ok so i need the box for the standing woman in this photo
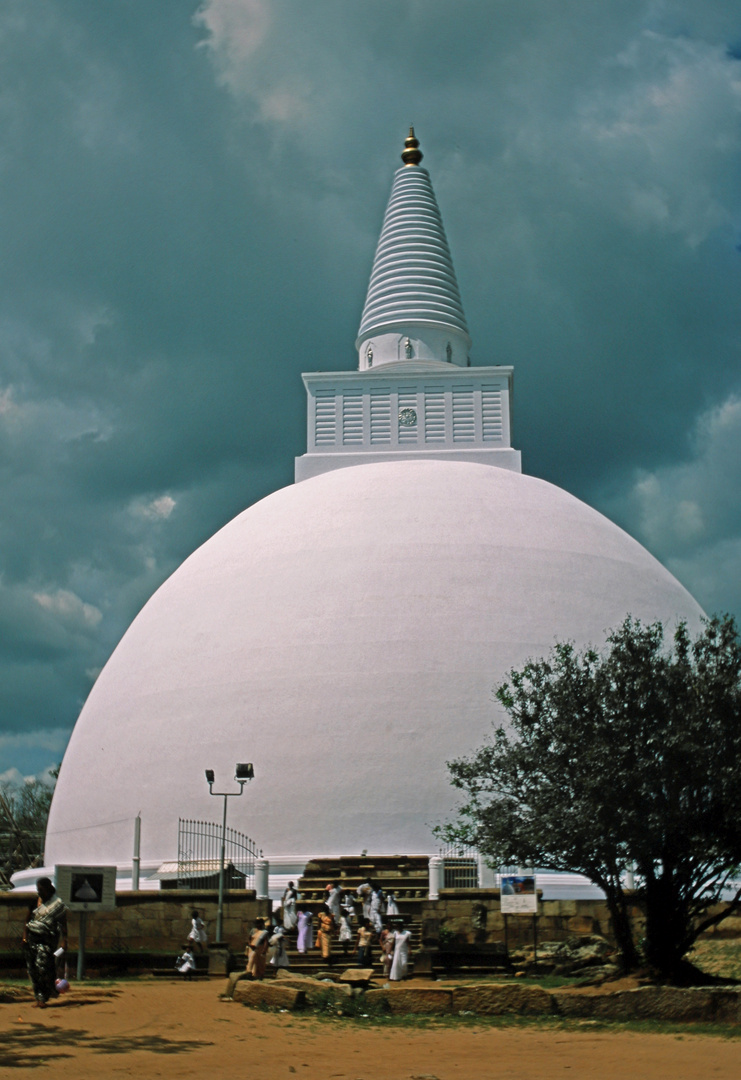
[246,918,270,980]
[369,885,385,934]
[22,877,68,1007]
[356,878,373,921]
[338,909,353,956]
[282,881,298,932]
[296,908,313,953]
[379,925,394,979]
[340,890,356,924]
[389,923,412,981]
[325,882,342,926]
[316,908,334,966]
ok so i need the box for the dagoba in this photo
[42,130,703,889]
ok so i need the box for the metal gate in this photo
[439,842,479,889]
[176,818,260,889]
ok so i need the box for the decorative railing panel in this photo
[176,819,260,890]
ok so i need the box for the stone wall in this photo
[423,890,643,949]
[0,889,270,956]
[423,891,741,949]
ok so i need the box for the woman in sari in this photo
[282,882,298,931]
[296,909,313,952]
[316,909,334,965]
[246,918,270,980]
[22,877,68,1007]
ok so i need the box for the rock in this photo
[275,969,321,983]
[267,977,351,1005]
[452,983,553,1016]
[551,985,741,1023]
[338,968,375,986]
[232,982,306,1010]
[512,936,615,977]
[570,963,620,983]
[365,987,453,1015]
[208,944,233,976]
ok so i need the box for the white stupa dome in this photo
[38,131,705,892]
[45,459,703,870]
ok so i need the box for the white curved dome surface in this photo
[46,460,703,868]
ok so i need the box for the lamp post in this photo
[205,763,254,942]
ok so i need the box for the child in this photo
[187,909,207,953]
[356,918,373,967]
[176,944,196,980]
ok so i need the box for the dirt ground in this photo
[0,978,738,1080]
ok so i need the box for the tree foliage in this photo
[443,616,741,980]
[0,770,57,888]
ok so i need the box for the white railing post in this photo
[428,855,444,900]
[478,853,497,888]
[255,858,270,900]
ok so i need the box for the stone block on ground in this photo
[365,987,454,1015]
[272,978,351,1005]
[710,987,741,1023]
[551,985,741,1023]
[275,969,322,983]
[232,981,306,1010]
[208,945,233,975]
[338,967,375,985]
[452,983,553,1016]
[411,950,435,977]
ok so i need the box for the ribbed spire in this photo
[356,131,470,369]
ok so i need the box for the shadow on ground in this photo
[0,1018,214,1069]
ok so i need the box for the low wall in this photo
[364,983,741,1023]
[0,889,270,957]
[422,891,740,949]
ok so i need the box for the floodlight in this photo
[235,762,254,780]
[205,769,215,784]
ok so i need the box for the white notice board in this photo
[500,873,538,914]
[55,865,117,911]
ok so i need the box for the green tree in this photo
[0,769,58,887]
[442,616,741,981]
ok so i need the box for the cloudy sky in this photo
[0,0,739,779]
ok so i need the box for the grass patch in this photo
[689,939,741,983]
[292,1007,741,1038]
[439,973,583,989]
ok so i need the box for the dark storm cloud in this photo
[0,0,739,774]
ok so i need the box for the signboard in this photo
[500,872,537,914]
[55,865,117,912]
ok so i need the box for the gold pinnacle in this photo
[401,126,423,166]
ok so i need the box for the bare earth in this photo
[0,979,737,1079]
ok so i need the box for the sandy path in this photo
[0,980,737,1079]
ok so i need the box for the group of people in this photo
[21,874,411,1004]
[277,878,411,979]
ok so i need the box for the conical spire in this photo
[356,129,470,369]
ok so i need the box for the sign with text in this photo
[55,865,117,911]
[500,873,537,914]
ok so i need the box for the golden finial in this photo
[401,126,423,166]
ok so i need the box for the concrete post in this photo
[478,853,497,888]
[132,814,141,892]
[255,858,269,900]
[428,855,444,900]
